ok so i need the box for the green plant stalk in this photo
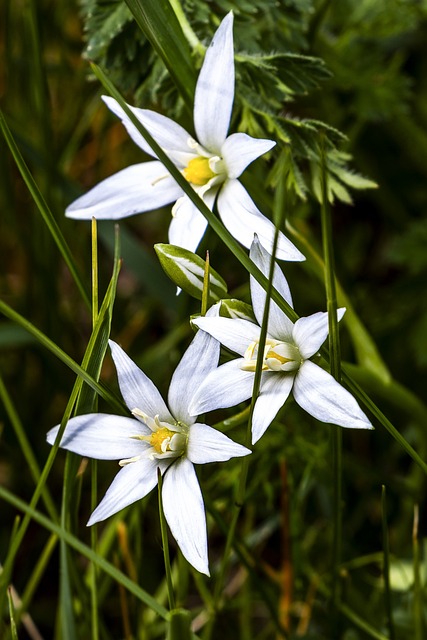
[201,251,210,316]
[123,0,196,109]
[319,139,342,623]
[158,469,176,611]
[0,111,90,309]
[381,486,395,640]
[90,63,427,478]
[0,371,57,521]
[0,485,169,619]
[60,454,78,640]
[90,217,99,640]
[25,0,52,188]
[413,505,424,640]
[7,589,18,640]
[205,184,284,640]
[169,0,201,49]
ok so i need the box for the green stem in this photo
[204,181,285,640]
[381,486,395,640]
[0,111,90,309]
[158,469,176,610]
[90,218,99,640]
[319,138,342,626]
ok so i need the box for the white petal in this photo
[109,341,174,422]
[217,180,305,261]
[47,414,149,459]
[162,457,209,575]
[192,316,260,356]
[66,162,182,220]
[187,422,251,464]
[249,235,294,340]
[168,304,220,424]
[293,360,373,429]
[251,373,295,444]
[102,96,195,166]
[194,12,234,153]
[189,359,254,416]
[221,133,275,179]
[292,309,346,359]
[168,188,217,253]
[87,457,170,525]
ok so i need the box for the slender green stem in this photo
[413,505,424,640]
[204,181,285,640]
[169,0,201,50]
[90,217,99,640]
[381,486,395,640]
[158,469,176,610]
[319,138,342,626]
[0,111,90,309]
[7,589,18,640]
[201,251,210,317]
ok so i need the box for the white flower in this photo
[46,312,250,576]
[189,236,373,444]
[65,13,304,262]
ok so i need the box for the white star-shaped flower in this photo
[66,13,304,261]
[47,312,250,575]
[190,236,373,444]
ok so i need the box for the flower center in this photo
[119,409,188,464]
[183,156,216,186]
[147,426,183,455]
[241,339,301,373]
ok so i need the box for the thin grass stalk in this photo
[24,0,52,188]
[204,181,286,640]
[0,111,90,309]
[157,469,176,611]
[7,589,18,640]
[381,486,395,640]
[201,251,210,317]
[91,217,99,640]
[413,505,424,640]
[319,139,343,626]
[60,454,78,640]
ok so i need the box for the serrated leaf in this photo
[154,243,228,301]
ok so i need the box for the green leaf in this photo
[123,0,196,109]
[155,243,228,301]
[219,299,256,323]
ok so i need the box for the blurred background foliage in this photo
[1,0,427,637]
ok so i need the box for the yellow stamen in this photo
[148,427,176,454]
[183,157,215,186]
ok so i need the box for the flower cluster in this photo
[48,13,373,576]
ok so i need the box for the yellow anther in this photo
[149,427,176,454]
[183,157,216,186]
